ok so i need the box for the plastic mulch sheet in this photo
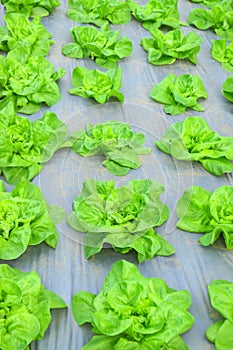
[0,1,233,349]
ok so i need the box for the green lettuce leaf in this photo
[0,178,65,259]
[113,228,175,263]
[62,24,133,69]
[176,185,233,249]
[67,0,131,27]
[213,320,233,350]
[0,13,54,56]
[69,66,124,103]
[71,260,194,349]
[222,75,233,103]
[141,28,202,65]
[0,264,67,350]
[70,120,151,175]
[150,73,207,115]
[67,179,172,261]
[176,186,212,233]
[155,116,233,176]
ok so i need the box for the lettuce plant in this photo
[70,120,151,175]
[176,185,233,249]
[150,74,207,115]
[127,0,180,31]
[222,75,233,102]
[0,263,67,350]
[0,179,65,260]
[156,116,233,176]
[206,280,233,350]
[188,0,233,41]
[62,23,133,69]
[0,0,60,17]
[67,179,174,262]
[69,66,124,104]
[71,259,194,350]
[211,40,233,72]
[0,13,54,56]
[141,28,202,65]
[0,47,65,114]
[0,102,68,184]
[67,0,131,27]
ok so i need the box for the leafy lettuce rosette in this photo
[0,178,65,260]
[0,263,67,350]
[69,66,124,104]
[150,74,207,115]
[155,116,233,176]
[0,103,68,185]
[71,259,194,349]
[206,279,233,349]
[67,179,174,262]
[141,28,202,65]
[0,0,60,17]
[0,47,65,114]
[0,13,54,56]
[176,185,233,249]
[70,120,151,176]
[67,0,131,27]
[188,0,233,41]
[127,0,180,31]
[62,23,133,69]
